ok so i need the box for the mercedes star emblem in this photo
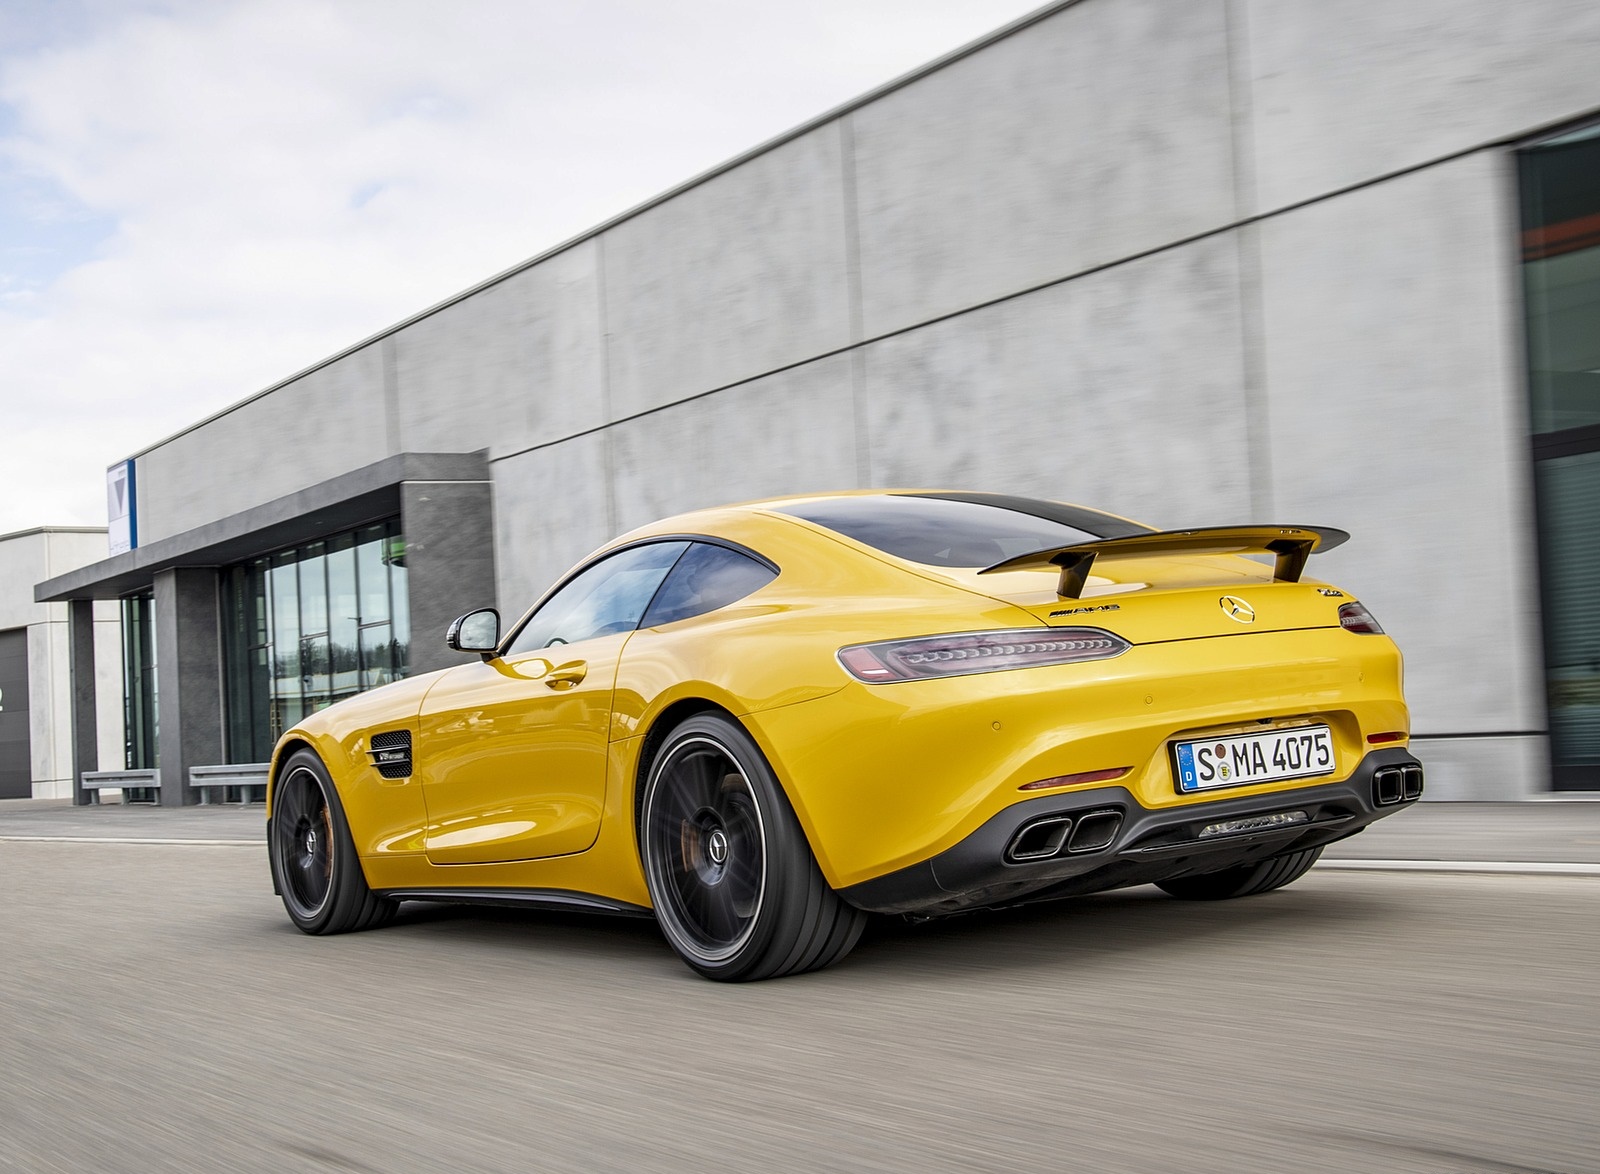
[1219,595,1256,624]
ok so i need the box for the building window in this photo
[1519,123,1600,790]
[221,520,408,763]
[121,592,157,770]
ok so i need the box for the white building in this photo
[0,529,122,799]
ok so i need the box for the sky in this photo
[0,0,1040,537]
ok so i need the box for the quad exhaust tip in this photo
[1006,810,1124,863]
[1068,810,1122,853]
[1373,764,1424,806]
[1007,816,1073,861]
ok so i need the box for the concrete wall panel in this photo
[0,530,103,630]
[26,616,69,798]
[1259,151,1543,749]
[601,125,854,420]
[608,353,859,534]
[1245,0,1600,212]
[852,0,1237,337]
[0,532,48,631]
[1408,735,1547,802]
[491,434,613,618]
[860,233,1254,527]
[1,532,114,797]
[136,344,390,544]
[402,479,497,675]
[153,567,223,805]
[394,242,605,457]
[47,531,113,579]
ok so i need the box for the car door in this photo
[417,541,688,865]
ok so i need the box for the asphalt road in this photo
[2,840,1595,1174]
[8,797,1600,861]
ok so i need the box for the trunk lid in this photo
[934,554,1351,643]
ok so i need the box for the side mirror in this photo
[446,608,500,657]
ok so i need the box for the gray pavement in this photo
[5,796,1600,863]
[1323,799,1600,864]
[0,840,1594,1173]
[0,798,264,843]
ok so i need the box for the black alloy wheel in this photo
[646,734,766,962]
[268,749,397,935]
[273,763,335,920]
[640,713,867,981]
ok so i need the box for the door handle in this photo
[545,661,587,689]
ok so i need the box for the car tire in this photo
[640,713,867,981]
[269,748,397,935]
[1155,845,1324,901]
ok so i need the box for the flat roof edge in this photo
[0,526,109,544]
[35,451,488,601]
[125,0,1081,462]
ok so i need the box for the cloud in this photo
[0,0,1038,536]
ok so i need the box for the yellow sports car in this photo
[266,491,1422,981]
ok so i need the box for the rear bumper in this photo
[840,747,1423,915]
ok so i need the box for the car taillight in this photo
[837,628,1130,682]
[1019,767,1131,791]
[1338,601,1384,634]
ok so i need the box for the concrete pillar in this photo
[68,599,100,806]
[402,478,496,675]
[153,567,223,807]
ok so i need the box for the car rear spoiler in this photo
[978,525,1351,599]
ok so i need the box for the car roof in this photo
[618,489,1149,541]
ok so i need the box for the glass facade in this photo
[120,592,158,771]
[221,520,408,763]
[1519,124,1600,789]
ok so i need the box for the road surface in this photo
[2,836,1595,1173]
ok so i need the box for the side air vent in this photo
[367,730,413,779]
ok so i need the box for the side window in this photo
[507,542,688,655]
[641,542,777,628]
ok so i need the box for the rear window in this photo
[774,493,1148,568]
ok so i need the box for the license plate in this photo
[1173,725,1335,793]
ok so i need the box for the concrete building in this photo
[30,0,1600,801]
[0,529,123,799]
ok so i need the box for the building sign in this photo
[107,459,138,555]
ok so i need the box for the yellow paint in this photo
[413,634,626,863]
